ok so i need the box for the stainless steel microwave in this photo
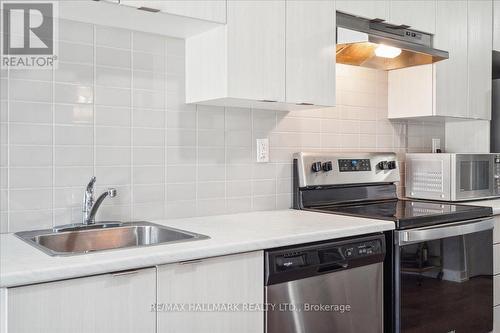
[406,153,500,201]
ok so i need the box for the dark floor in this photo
[401,274,492,333]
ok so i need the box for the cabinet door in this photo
[434,0,468,118]
[335,0,389,20]
[157,251,264,333]
[227,0,286,102]
[495,0,500,51]
[7,268,156,333]
[388,64,434,118]
[286,0,336,106]
[155,1,226,23]
[468,0,493,120]
[388,0,436,33]
[121,1,226,23]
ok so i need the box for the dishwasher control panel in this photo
[342,239,383,258]
[265,234,386,285]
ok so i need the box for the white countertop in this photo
[468,198,500,215]
[0,210,394,288]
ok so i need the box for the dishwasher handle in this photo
[398,218,494,245]
[317,261,348,273]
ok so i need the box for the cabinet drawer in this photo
[7,268,156,333]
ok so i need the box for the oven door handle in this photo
[398,218,494,245]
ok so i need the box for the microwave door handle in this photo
[399,218,494,245]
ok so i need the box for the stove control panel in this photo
[339,159,371,172]
[294,152,400,188]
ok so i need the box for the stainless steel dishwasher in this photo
[265,234,385,333]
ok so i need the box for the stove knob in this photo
[388,161,397,170]
[377,161,389,170]
[311,162,322,173]
[322,161,333,172]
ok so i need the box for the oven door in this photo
[395,218,494,333]
[453,154,494,201]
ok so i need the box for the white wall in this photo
[0,19,444,233]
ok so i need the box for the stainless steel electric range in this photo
[293,152,494,333]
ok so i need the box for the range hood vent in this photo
[336,12,449,71]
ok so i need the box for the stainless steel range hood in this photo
[336,12,449,71]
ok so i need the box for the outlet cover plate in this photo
[256,138,269,163]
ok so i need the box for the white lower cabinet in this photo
[5,267,156,333]
[157,251,264,333]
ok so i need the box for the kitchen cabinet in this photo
[388,0,492,120]
[335,0,389,21]
[434,0,469,119]
[157,251,264,333]
[186,0,286,109]
[4,267,156,333]
[186,0,336,110]
[60,1,224,39]
[495,0,500,51]
[121,0,226,23]
[467,0,493,120]
[388,0,436,33]
[285,0,336,106]
[336,0,435,33]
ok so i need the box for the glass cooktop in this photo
[309,199,493,230]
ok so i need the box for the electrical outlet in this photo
[256,138,269,163]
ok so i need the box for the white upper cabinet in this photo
[388,0,436,33]
[5,268,156,333]
[226,0,286,103]
[186,0,336,110]
[121,0,226,23]
[285,0,336,106]
[153,1,226,23]
[468,0,493,120]
[335,0,389,20]
[434,0,468,118]
[495,0,500,51]
[186,0,286,110]
[60,1,225,39]
[388,0,492,120]
[157,252,264,333]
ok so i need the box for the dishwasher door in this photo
[265,234,385,333]
[266,262,383,333]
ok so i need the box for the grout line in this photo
[6,64,10,231]
[130,31,134,220]
[223,106,228,211]
[163,38,168,219]
[250,108,254,210]
[195,103,199,216]
[92,24,97,187]
[51,38,56,228]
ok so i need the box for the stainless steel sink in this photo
[14,222,209,256]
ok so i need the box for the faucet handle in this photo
[86,176,96,193]
[107,188,117,198]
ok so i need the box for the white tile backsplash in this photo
[0,19,444,233]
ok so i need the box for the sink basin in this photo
[14,222,209,256]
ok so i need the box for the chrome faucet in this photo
[82,176,117,225]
